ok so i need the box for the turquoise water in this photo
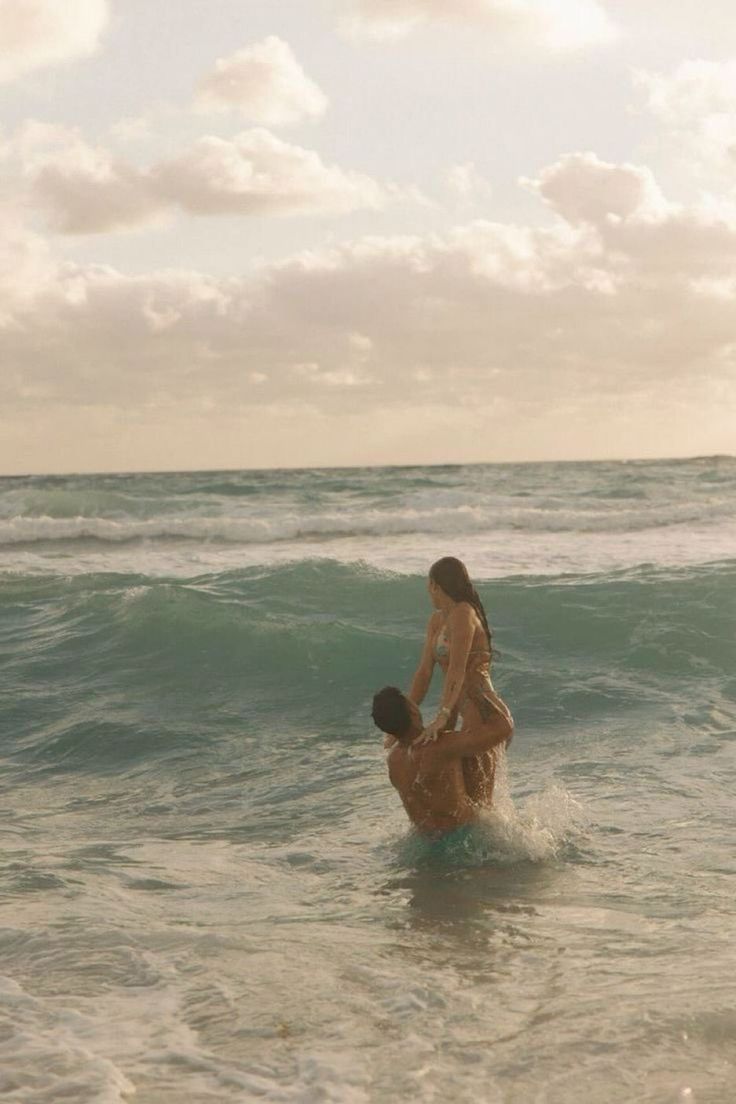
[1,457,735,1102]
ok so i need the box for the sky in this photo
[1,0,736,474]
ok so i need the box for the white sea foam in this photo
[3,513,735,581]
[0,976,135,1104]
[476,752,589,863]
[0,497,732,547]
[399,752,588,868]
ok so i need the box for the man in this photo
[371,686,513,837]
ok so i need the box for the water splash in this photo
[396,751,587,869]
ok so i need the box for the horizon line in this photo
[1,452,734,480]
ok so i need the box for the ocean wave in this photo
[2,560,732,786]
[2,559,734,766]
[2,553,733,811]
[0,497,733,546]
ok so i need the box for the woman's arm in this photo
[421,604,475,740]
[436,604,475,718]
[407,613,438,705]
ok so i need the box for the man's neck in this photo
[397,724,423,749]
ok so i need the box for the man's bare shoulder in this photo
[387,740,442,777]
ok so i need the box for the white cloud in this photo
[10,124,393,232]
[526,152,670,226]
[288,330,375,388]
[196,36,328,126]
[291,361,371,387]
[0,201,55,324]
[21,125,164,234]
[151,129,389,217]
[349,331,373,357]
[105,39,327,155]
[4,153,736,470]
[634,60,736,177]
[526,152,736,276]
[446,162,494,207]
[338,0,618,49]
[0,0,109,83]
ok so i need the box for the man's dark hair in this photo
[371,686,412,738]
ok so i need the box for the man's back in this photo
[372,683,513,837]
[387,742,478,835]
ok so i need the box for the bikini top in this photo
[433,617,491,670]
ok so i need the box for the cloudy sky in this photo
[2,0,736,474]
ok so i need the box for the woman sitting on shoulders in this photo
[404,556,513,807]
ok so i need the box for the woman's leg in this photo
[462,748,496,808]
[457,697,496,807]
[459,683,513,807]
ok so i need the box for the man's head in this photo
[371,686,422,742]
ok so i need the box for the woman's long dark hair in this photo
[430,556,493,659]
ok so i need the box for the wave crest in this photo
[1,497,733,547]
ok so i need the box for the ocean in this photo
[1,456,734,1103]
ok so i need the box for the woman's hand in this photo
[417,712,447,745]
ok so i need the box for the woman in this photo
[408,556,513,806]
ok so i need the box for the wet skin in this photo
[386,696,513,836]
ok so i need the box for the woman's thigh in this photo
[459,698,498,807]
[462,749,496,807]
